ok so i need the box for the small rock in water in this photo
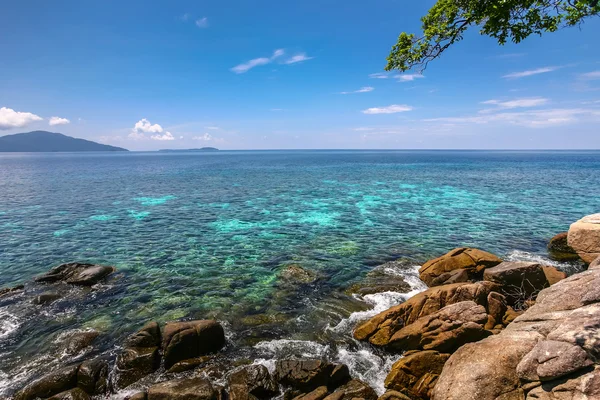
[0,284,24,298]
[32,291,62,305]
[547,232,579,261]
[345,266,411,296]
[60,330,100,355]
[14,364,79,400]
[35,263,115,286]
[162,320,225,369]
[278,265,318,285]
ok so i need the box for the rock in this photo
[294,386,329,400]
[228,364,279,400]
[0,284,24,298]
[568,214,600,263]
[387,301,490,353]
[14,365,79,400]
[274,360,350,392]
[77,358,108,395]
[516,340,594,382]
[483,261,549,302]
[60,330,100,355]
[48,388,91,400]
[377,391,411,400]
[541,266,567,286]
[279,265,318,285]
[167,356,213,374]
[346,266,411,296]
[429,269,469,287]
[384,350,450,399]
[486,292,508,329]
[547,232,579,261]
[589,257,600,270]
[331,380,377,400]
[114,347,160,389]
[354,281,498,346]
[162,320,225,369]
[432,268,600,400]
[147,377,216,400]
[32,291,63,305]
[126,393,148,400]
[126,321,161,348]
[419,248,502,287]
[35,263,115,286]
[502,307,523,326]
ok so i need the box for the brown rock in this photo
[332,380,377,400]
[60,330,99,356]
[126,393,147,400]
[0,284,24,298]
[147,377,217,400]
[126,321,161,348]
[162,320,225,369]
[114,347,160,389]
[387,301,490,353]
[483,261,549,302]
[274,360,350,392]
[354,281,498,346]
[547,232,579,261]
[228,364,279,400]
[525,367,600,399]
[589,257,600,270]
[35,263,115,286]
[14,365,79,400]
[516,340,594,382]
[429,269,469,287]
[77,358,108,395]
[48,388,91,400]
[384,350,449,398]
[167,356,213,374]
[376,391,411,400]
[419,248,502,287]
[541,266,567,286]
[294,386,329,400]
[502,307,523,326]
[486,291,508,329]
[568,214,600,263]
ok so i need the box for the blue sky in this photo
[0,0,599,150]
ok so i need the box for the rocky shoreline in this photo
[1,214,600,400]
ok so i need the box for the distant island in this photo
[0,131,128,152]
[159,147,219,152]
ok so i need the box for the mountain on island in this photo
[0,131,128,152]
[159,147,219,152]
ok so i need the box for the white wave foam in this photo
[0,309,20,339]
[505,250,584,274]
[254,339,330,359]
[335,346,396,395]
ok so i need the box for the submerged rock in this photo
[568,214,600,263]
[278,265,318,286]
[32,291,62,305]
[35,263,115,286]
[419,248,502,287]
[346,263,412,296]
[162,320,225,369]
[547,232,579,261]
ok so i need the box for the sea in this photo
[0,150,598,397]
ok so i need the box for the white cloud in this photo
[195,17,209,28]
[151,131,175,141]
[353,127,376,131]
[395,74,425,82]
[369,73,389,79]
[284,53,314,65]
[193,133,213,141]
[341,86,374,95]
[231,49,285,74]
[503,66,560,79]
[205,126,220,130]
[49,116,70,126]
[580,71,600,80]
[129,118,167,139]
[362,104,413,115]
[481,97,549,109]
[0,107,43,130]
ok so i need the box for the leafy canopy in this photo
[386,0,600,72]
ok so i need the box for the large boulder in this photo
[387,301,490,353]
[568,214,600,263]
[114,322,162,389]
[483,261,549,303]
[162,320,225,369]
[274,360,350,392]
[35,263,115,286]
[228,364,279,400]
[147,377,217,400]
[354,281,498,346]
[384,350,450,399]
[15,365,79,400]
[432,268,600,400]
[547,232,579,261]
[419,248,502,287]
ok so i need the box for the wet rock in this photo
[114,347,160,389]
[384,350,450,399]
[35,263,115,286]
[126,392,148,400]
[547,232,579,261]
[77,358,108,395]
[278,265,318,285]
[354,281,498,346]
[167,356,213,374]
[147,377,217,400]
[274,360,350,392]
[15,364,79,400]
[32,291,62,305]
[293,386,329,400]
[48,388,91,400]
[483,261,549,302]
[0,284,24,298]
[162,320,225,369]
[376,391,411,400]
[429,269,469,287]
[387,301,491,353]
[346,265,411,296]
[568,214,600,263]
[419,248,502,287]
[541,266,567,286]
[331,379,377,400]
[516,340,594,382]
[126,321,161,348]
[60,330,100,356]
[228,364,279,400]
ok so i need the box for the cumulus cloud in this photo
[362,104,413,114]
[284,53,314,64]
[193,133,213,141]
[0,107,43,130]
[195,17,209,28]
[395,74,425,82]
[130,118,170,140]
[151,131,175,141]
[341,87,374,95]
[231,49,285,74]
[503,66,560,79]
[49,116,70,126]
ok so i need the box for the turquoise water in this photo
[0,150,599,395]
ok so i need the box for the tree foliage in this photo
[386,0,600,72]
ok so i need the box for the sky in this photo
[0,0,599,150]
